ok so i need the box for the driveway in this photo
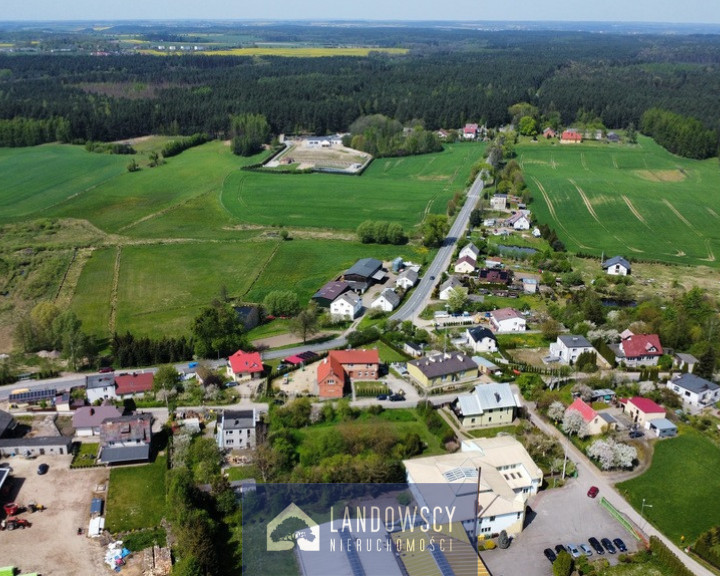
[481,480,638,576]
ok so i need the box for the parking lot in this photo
[0,454,110,575]
[481,478,639,576]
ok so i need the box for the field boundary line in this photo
[531,176,591,250]
[55,247,94,309]
[702,239,716,262]
[53,247,77,303]
[621,195,651,228]
[108,246,121,335]
[662,199,702,237]
[569,179,601,223]
[241,241,281,299]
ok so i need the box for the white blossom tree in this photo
[548,401,565,423]
[639,381,656,395]
[562,409,585,436]
[587,438,637,470]
[571,383,593,402]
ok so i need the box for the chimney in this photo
[495,393,501,403]
[90,408,95,416]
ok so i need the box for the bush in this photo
[552,551,572,576]
[484,539,496,550]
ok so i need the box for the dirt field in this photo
[267,138,371,172]
[0,455,112,576]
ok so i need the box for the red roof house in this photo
[316,349,381,398]
[567,398,614,435]
[114,373,154,398]
[616,333,663,367]
[560,130,583,144]
[623,397,666,427]
[317,354,346,399]
[227,350,264,382]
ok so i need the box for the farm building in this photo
[311,280,352,308]
[341,258,385,292]
[602,255,631,276]
[227,350,264,382]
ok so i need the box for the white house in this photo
[216,409,258,450]
[667,373,720,408]
[454,255,477,274]
[490,194,507,210]
[602,255,631,276]
[459,243,480,261]
[403,436,542,537]
[463,123,479,140]
[489,308,526,332]
[439,276,463,301]
[522,278,538,294]
[548,335,595,364]
[505,212,531,230]
[395,268,418,290]
[465,326,498,353]
[330,292,362,320]
[371,288,401,312]
[454,383,520,429]
[86,374,118,403]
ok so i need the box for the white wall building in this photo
[330,292,362,320]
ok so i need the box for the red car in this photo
[587,486,599,498]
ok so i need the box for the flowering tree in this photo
[562,409,587,437]
[587,438,637,470]
[548,401,565,423]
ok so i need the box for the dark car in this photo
[98,366,114,373]
[37,463,49,475]
[613,538,627,553]
[389,393,405,402]
[587,485,599,498]
[588,537,605,555]
[629,430,644,438]
[376,394,388,401]
[554,544,567,555]
[543,548,557,563]
[601,538,617,554]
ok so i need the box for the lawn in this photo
[70,442,100,468]
[369,340,410,363]
[617,428,720,542]
[106,455,167,533]
[69,247,116,336]
[521,135,720,267]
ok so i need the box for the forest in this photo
[1,27,720,158]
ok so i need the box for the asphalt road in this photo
[390,173,483,322]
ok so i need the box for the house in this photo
[505,212,531,230]
[667,373,720,408]
[522,278,538,294]
[86,374,118,403]
[114,372,154,399]
[454,255,477,274]
[227,350,264,382]
[674,352,698,374]
[99,413,152,464]
[72,405,122,437]
[607,131,620,143]
[0,436,73,458]
[560,129,583,144]
[459,242,480,261]
[403,342,424,357]
[602,255,631,276]
[216,409,258,450]
[621,397,665,427]
[403,436,542,537]
[465,326,498,353]
[316,349,380,399]
[439,276,463,301]
[647,418,678,438]
[454,383,520,429]
[407,352,478,390]
[0,409,17,438]
[542,127,557,139]
[371,288,401,312]
[463,123,479,140]
[490,194,508,210]
[566,398,616,436]
[395,268,418,290]
[489,308,526,332]
[330,291,362,320]
[548,335,595,364]
[479,268,512,285]
[612,332,663,366]
[312,280,352,308]
[342,258,385,292]
[234,305,260,330]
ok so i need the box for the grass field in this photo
[106,455,167,532]
[521,136,720,267]
[140,47,409,57]
[617,428,720,542]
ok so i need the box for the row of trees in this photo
[0,116,71,147]
[161,132,209,157]
[356,220,408,245]
[345,115,443,157]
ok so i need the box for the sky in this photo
[3,0,720,24]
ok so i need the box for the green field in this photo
[521,136,720,267]
[617,429,720,542]
[106,455,167,532]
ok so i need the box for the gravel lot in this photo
[481,478,640,576]
[0,454,111,575]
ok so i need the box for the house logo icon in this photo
[267,502,320,552]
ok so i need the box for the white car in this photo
[580,543,593,557]
[567,543,582,558]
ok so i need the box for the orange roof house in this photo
[566,397,615,435]
[316,349,381,398]
[114,373,154,397]
[560,130,583,144]
[227,350,264,382]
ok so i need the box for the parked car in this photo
[613,538,628,553]
[588,537,605,555]
[580,543,593,557]
[543,548,557,563]
[389,393,404,402]
[36,463,49,475]
[567,544,582,558]
[601,538,617,554]
[98,366,114,373]
[376,394,388,401]
[554,544,567,555]
[629,430,644,438]
[587,485,599,498]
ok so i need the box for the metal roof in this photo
[99,444,151,464]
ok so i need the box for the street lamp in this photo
[641,498,653,516]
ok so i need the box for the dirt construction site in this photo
[0,454,111,575]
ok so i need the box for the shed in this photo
[648,418,678,438]
[90,497,104,517]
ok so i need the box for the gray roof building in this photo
[557,334,592,348]
[220,410,256,430]
[602,255,631,271]
[344,258,384,282]
[408,352,478,380]
[0,409,17,438]
[312,280,352,307]
[457,383,519,417]
[671,373,719,395]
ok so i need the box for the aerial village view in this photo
[0,2,720,576]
